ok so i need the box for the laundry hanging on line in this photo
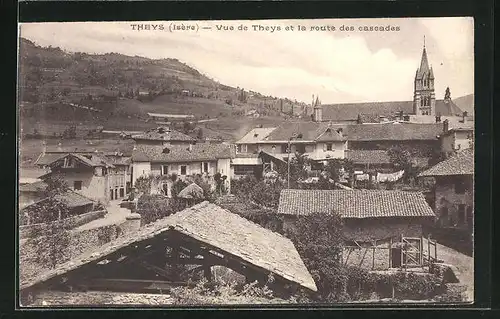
[376,170,404,183]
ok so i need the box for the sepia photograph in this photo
[17,17,474,307]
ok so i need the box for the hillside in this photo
[18,38,307,140]
[452,94,474,115]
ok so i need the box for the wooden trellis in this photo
[343,235,439,271]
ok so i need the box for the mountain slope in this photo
[453,94,474,115]
[18,37,307,139]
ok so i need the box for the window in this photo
[455,179,466,194]
[162,165,169,175]
[74,181,82,190]
[281,145,288,153]
[240,144,248,153]
[201,162,209,173]
[296,144,305,154]
[180,165,187,175]
[440,207,449,225]
[458,204,466,224]
[326,143,333,151]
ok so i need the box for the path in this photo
[424,239,474,301]
[73,200,131,232]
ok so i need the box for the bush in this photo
[289,211,346,302]
[136,194,183,224]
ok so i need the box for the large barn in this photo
[277,189,436,270]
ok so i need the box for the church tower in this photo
[313,95,322,122]
[413,38,436,116]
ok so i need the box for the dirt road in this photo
[73,200,131,232]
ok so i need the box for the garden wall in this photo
[19,221,125,284]
[19,210,107,239]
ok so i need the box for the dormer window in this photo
[162,147,171,154]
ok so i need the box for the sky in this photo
[19,18,474,104]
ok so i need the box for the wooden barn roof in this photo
[20,202,317,292]
[278,189,435,219]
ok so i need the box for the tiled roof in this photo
[322,101,414,121]
[236,128,277,144]
[53,191,95,208]
[132,127,194,142]
[131,143,235,163]
[419,148,474,177]
[435,100,463,117]
[357,113,381,124]
[346,150,391,165]
[346,122,443,141]
[320,99,462,122]
[34,153,68,166]
[21,202,317,292]
[178,183,204,199]
[264,122,346,142]
[19,181,48,193]
[37,153,116,168]
[277,189,435,219]
[22,190,94,210]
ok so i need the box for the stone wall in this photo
[19,222,125,284]
[19,210,107,239]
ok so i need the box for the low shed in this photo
[20,201,316,306]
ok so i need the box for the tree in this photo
[171,179,189,198]
[323,159,353,188]
[196,128,204,140]
[387,146,413,183]
[289,211,348,302]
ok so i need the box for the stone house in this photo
[131,142,235,195]
[35,153,118,204]
[277,189,435,269]
[418,149,474,233]
[438,123,474,156]
[35,147,132,201]
[235,122,348,177]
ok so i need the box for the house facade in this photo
[439,127,474,155]
[131,142,234,195]
[35,148,132,202]
[234,122,348,178]
[419,149,474,232]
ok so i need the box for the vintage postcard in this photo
[18,18,474,307]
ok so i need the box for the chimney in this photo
[443,119,449,132]
[121,213,142,234]
[399,111,404,121]
[188,144,193,151]
[462,111,468,123]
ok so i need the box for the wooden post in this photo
[372,240,376,270]
[434,240,437,261]
[400,234,404,270]
[427,234,431,264]
[204,266,212,282]
[389,237,392,269]
[420,235,424,266]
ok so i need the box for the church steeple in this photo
[413,38,436,116]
